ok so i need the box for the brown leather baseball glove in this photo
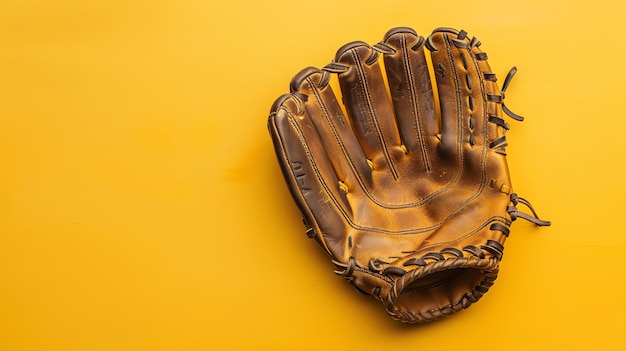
[268,27,550,323]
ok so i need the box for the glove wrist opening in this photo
[385,257,499,323]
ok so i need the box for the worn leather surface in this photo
[268,27,529,323]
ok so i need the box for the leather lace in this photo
[487,66,524,151]
[507,193,551,226]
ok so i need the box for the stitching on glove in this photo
[349,49,400,180]
[398,32,431,171]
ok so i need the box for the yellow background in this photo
[2,0,625,349]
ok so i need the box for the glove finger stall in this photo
[380,27,439,173]
[334,41,404,180]
[268,94,353,257]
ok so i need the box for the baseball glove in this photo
[268,27,550,323]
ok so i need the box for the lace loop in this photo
[508,193,551,226]
[500,67,524,121]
